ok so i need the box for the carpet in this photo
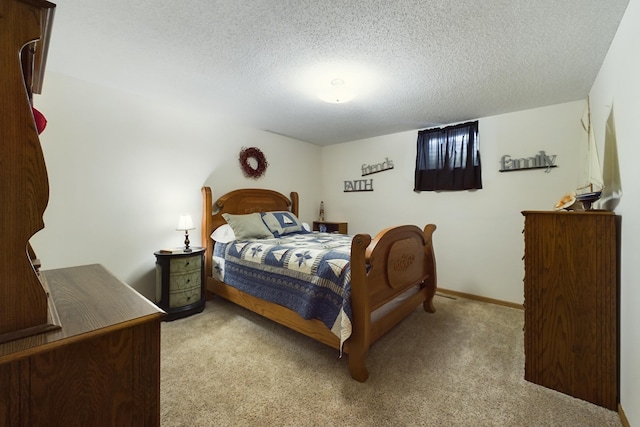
[160,294,621,426]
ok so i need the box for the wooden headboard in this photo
[201,187,299,278]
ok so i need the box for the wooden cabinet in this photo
[312,221,348,234]
[521,211,619,410]
[155,248,205,320]
[1,2,164,425]
[0,264,164,426]
[1,0,57,342]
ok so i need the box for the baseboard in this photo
[619,403,630,427]
[437,288,524,310]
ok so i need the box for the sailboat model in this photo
[575,97,604,210]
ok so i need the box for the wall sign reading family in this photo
[344,157,394,192]
[499,150,558,173]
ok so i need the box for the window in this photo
[414,121,482,191]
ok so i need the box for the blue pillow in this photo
[261,211,306,237]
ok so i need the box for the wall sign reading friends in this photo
[361,157,394,176]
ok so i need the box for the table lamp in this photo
[177,214,195,252]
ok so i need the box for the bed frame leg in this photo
[349,351,369,382]
[422,280,437,313]
[422,223,438,314]
[423,297,436,313]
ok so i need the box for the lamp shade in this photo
[177,214,195,231]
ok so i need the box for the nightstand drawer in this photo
[169,255,201,274]
[169,279,201,308]
[169,270,201,291]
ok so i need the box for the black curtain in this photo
[414,121,482,191]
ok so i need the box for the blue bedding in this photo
[212,232,354,347]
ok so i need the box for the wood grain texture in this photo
[522,211,619,410]
[0,0,56,338]
[0,361,25,427]
[29,329,135,425]
[0,264,163,426]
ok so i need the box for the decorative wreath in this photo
[239,146,268,179]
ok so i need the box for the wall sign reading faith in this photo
[499,150,558,173]
[361,157,394,176]
[344,179,374,192]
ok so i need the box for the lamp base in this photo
[183,231,192,252]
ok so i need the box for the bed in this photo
[201,186,437,381]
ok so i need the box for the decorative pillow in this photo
[221,213,273,240]
[261,211,305,237]
[211,224,236,243]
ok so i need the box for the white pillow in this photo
[211,224,236,243]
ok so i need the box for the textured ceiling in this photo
[45,0,629,145]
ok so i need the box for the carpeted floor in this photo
[160,294,622,426]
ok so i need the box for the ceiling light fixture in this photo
[318,78,356,104]
[296,62,382,104]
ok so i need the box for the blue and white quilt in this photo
[212,232,354,348]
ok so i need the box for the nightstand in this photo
[312,221,348,234]
[154,247,205,321]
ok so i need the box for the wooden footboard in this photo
[348,224,437,381]
[201,187,436,382]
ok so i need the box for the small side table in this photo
[312,221,348,234]
[154,247,205,321]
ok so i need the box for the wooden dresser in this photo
[0,264,164,426]
[522,210,620,410]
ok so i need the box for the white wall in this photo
[320,101,583,304]
[31,72,322,299]
[589,0,640,422]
